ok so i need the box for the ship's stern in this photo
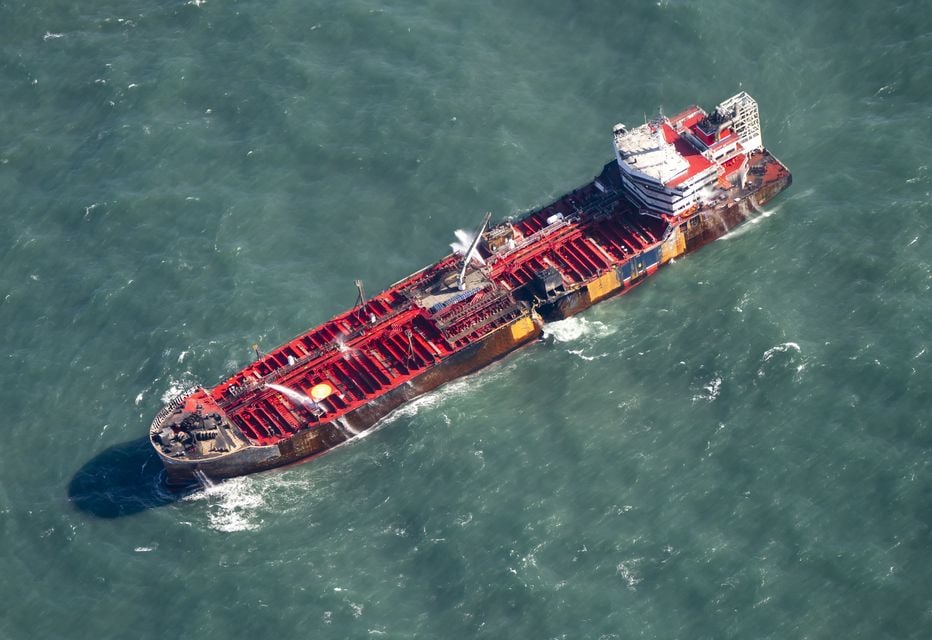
[150,387,277,487]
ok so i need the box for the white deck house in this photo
[613,92,763,218]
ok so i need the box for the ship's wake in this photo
[182,473,321,532]
[183,476,266,532]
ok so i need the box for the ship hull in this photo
[538,170,792,323]
[154,145,791,488]
[158,168,789,487]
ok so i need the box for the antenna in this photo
[457,211,492,291]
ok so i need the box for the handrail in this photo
[149,386,197,432]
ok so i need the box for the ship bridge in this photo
[612,92,763,218]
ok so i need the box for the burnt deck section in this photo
[488,173,664,293]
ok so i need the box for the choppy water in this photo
[2,1,930,637]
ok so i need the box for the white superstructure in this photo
[613,92,763,218]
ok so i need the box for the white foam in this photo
[371,363,517,429]
[183,477,265,532]
[762,342,801,362]
[758,342,804,379]
[543,317,614,343]
[182,473,325,532]
[875,84,896,97]
[388,377,473,421]
[161,376,196,404]
[566,349,608,362]
[616,558,642,589]
[747,203,783,226]
[543,317,615,362]
[83,202,102,219]
[693,375,722,402]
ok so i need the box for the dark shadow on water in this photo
[68,437,196,518]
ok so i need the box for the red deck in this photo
[152,92,793,488]
[195,144,788,449]
[495,187,660,288]
[205,172,666,446]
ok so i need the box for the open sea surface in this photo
[1,1,930,637]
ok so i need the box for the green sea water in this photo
[1,1,930,637]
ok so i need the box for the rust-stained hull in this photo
[160,312,544,486]
[539,153,792,323]
[151,119,791,488]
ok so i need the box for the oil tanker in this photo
[150,92,791,487]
